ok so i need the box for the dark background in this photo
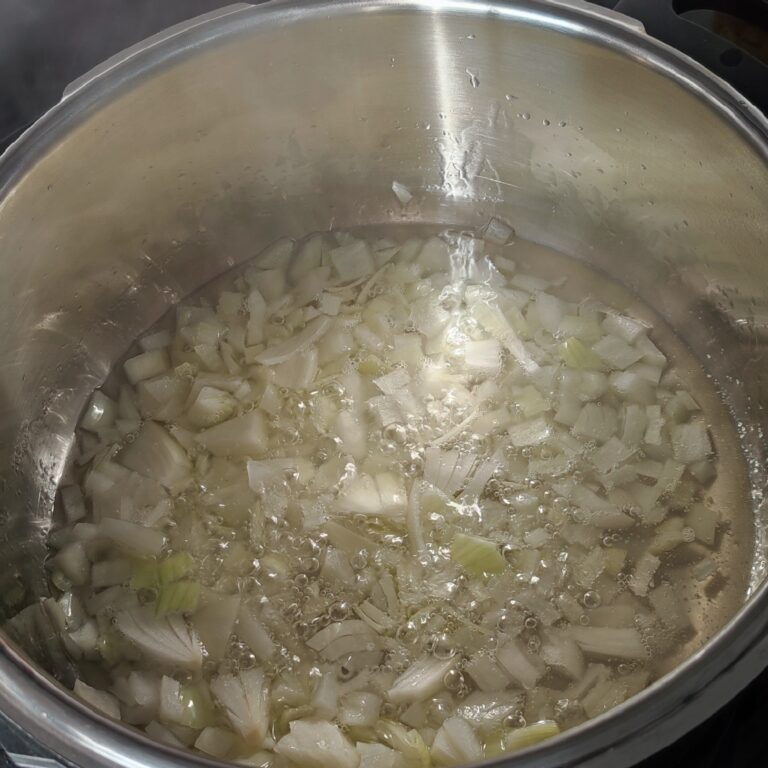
[0,0,767,766]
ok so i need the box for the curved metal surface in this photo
[0,1,766,767]
[60,3,255,100]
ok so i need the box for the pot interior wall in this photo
[0,0,766,692]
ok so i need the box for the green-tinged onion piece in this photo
[559,337,605,370]
[156,580,200,616]
[159,552,195,585]
[450,533,506,578]
[504,720,561,752]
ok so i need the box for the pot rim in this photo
[0,2,766,767]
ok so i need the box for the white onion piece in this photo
[356,743,402,768]
[334,410,368,461]
[236,604,276,663]
[100,518,166,557]
[195,411,267,457]
[671,421,712,464]
[210,669,269,744]
[374,369,411,395]
[158,676,184,724]
[53,542,90,586]
[572,627,647,660]
[120,421,191,492]
[91,558,131,588]
[273,347,319,390]
[257,238,295,269]
[470,299,538,374]
[388,656,454,704]
[307,620,374,652]
[80,391,117,433]
[138,329,172,352]
[431,716,483,766]
[186,386,238,428]
[194,727,236,758]
[61,485,87,523]
[407,482,427,555]
[391,180,413,205]
[540,629,586,679]
[247,457,314,490]
[331,240,375,282]
[275,720,359,768]
[246,288,267,346]
[115,608,202,670]
[629,552,661,597]
[340,691,382,727]
[253,316,331,365]
[602,314,647,343]
[592,335,644,370]
[192,592,240,661]
[337,473,407,517]
[464,654,511,692]
[68,620,99,656]
[74,679,121,719]
[145,721,185,748]
[124,349,170,385]
[464,339,502,374]
[496,639,545,689]
[572,404,617,443]
[508,417,552,448]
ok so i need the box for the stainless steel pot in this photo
[0,1,766,766]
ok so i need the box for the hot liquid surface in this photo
[40,225,751,763]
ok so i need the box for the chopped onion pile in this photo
[32,226,724,766]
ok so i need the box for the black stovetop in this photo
[1,1,767,767]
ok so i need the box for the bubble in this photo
[396,621,419,644]
[300,557,320,575]
[579,614,590,626]
[524,616,538,630]
[311,614,330,630]
[582,590,602,609]
[294,573,309,589]
[497,611,512,632]
[504,712,526,728]
[383,423,407,444]
[322,381,345,397]
[351,550,369,570]
[301,538,321,557]
[429,633,456,660]
[443,669,464,691]
[283,603,301,621]
[329,601,351,621]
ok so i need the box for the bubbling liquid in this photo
[34,224,750,765]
